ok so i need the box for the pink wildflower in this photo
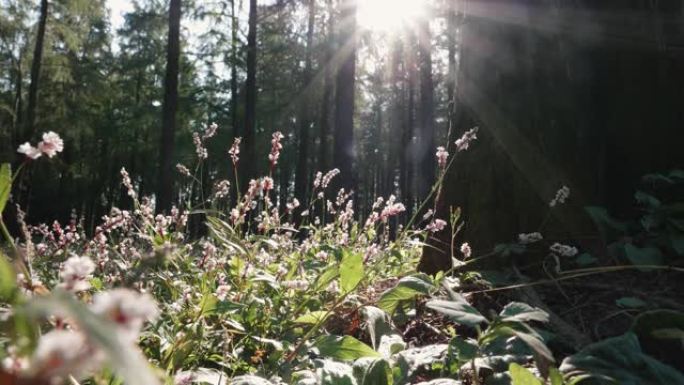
[17,142,42,159]
[37,131,64,158]
[436,146,449,169]
[455,127,479,152]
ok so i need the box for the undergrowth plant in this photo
[0,127,682,385]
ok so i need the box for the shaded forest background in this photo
[1,0,684,262]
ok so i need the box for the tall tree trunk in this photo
[230,0,239,136]
[333,0,357,191]
[401,32,418,210]
[24,0,49,141]
[243,0,258,183]
[157,0,182,212]
[13,56,23,147]
[416,12,435,200]
[318,0,334,172]
[295,0,316,205]
[388,38,404,200]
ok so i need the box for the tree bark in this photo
[157,0,182,212]
[295,0,316,205]
[416,12,435,200]
[318,0,335,172]
[332,0,357,191]
[24,0,49,141]
[243,0,258,183]
[230,0,239,136]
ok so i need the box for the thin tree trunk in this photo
[295,0,316,206]
[157,0,182,212]
[24,0,49,141]
[230,0,239,136]
[13,56,23,147]
[416,12,435,199]
[333,0,357,191]
[243,0,258,183]
[318,0,335,172]
[402,32,418,210]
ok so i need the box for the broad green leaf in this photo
[499,302,549,323]
[0,251,16,301]
[635,191,661,208]
[426,299,487,327]
[549,368,564,385]
[560,332,684,385]
[229,375,274,385]
[574,253,598,266]
[294,311,330,325]
[29,291,161,385]
[509,363,542,385]
[315,335,380,361]
[448,336,478,363]
[0,163,10,214]
[395,344,448,382]
[314,264,340,291]
[377,274,434,314]
[624,244,663,269]
[316,359,357,385]
[361,306,395,351]
[339,251,363,293]
[353,357,392,385]
[584,206,627,233]
[615,297,648,309]
[415,379,462,385]
[377,334,406,358]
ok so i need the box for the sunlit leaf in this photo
[339,251,363,293]
[377,274,433,314]
[315,335,380,361]
[426,299,487,327]
[509,363,542,385]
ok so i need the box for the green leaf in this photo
[29,291,161,385]
[426,299,487,327]
[0,163,11,214]
[314,264,340,291]
[229,375,274,385]
[635,191,661,208]
[294,311,331,325]
[574,253,598,266]
[316,359,357,385]
[315,335,380,361]
[377,274,434,314]
[0,251,16,302]
[339,251,364,293]
[509,363,542,385]
[499,302,549,323]
[353,357,392,385]
[549,368,564,385]
[560,332,684,385]
[395,344,448,382]
[449,336,478,363]
[615,297,648,309]
[585,206,627,233]
[624,244,664,269]
[361,306,396,351]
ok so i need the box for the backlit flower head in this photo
[455,127,479,152]
[37,131,64,158]
[58,255,95,292]
[17,142,42,159]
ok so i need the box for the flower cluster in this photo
[229,137,242,165]
[58,255,95,292]
[460,242,472,258]
[550,242,578,257]
[436,146,449,169]
[518,232,543,244]
[268,131,284,167]
[17,131,64,160]
[455,127,479,152]
[426,219,447,233]
[549,185,570,207]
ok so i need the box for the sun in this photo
[357,0,427,32]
